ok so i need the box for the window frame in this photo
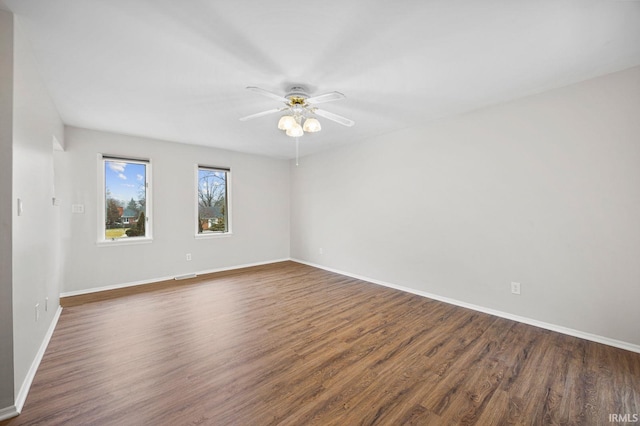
[195,164,231,238]
[98,154,153,245]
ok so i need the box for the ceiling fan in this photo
[239,86,355,137]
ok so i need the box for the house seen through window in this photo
[198,166,229,234]
[103,156,150,241]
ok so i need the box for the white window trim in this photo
[97,154,153,246]
[195,164,232,238]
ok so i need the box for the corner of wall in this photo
[11,8,65,407]
[0,7,15,413]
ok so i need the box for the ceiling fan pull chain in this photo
[296,137,299,167]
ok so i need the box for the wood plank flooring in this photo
[2,261,639,425]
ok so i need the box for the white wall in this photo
[11,13,65,404]
[56,127,290,293]
[291,66,640,347]
[0,9,15,411]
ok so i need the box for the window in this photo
[100,155,151,242]
[197,166,230,235]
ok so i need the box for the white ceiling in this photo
[3,0,640,159]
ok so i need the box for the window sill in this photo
[97,237,153,247]
[195,232,233,240]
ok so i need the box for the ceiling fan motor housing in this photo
[286,86,310,104]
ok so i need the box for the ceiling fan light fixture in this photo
[303,117,321,133]
[286,123,304,137]
[278,115,296,130]
[241,86,354,143]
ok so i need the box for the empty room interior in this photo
[1,1,640,424]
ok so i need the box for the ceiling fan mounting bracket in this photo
[285,86,310,101]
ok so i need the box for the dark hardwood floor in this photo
[2,261,639,425]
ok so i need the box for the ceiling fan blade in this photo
[313,108,355,127]
[306,91,346,104]
[246,86,289,103]
[239,108,285,121]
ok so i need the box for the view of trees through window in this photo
[104,159,148,240]
[198,167,228,233]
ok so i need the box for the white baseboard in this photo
[12,305,63,416]
[58,256,639,354]
[0,405,19,421]
[60,258,291,298]
[291,258,640,354]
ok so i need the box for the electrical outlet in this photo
[319,248,324,255]
[186,253,192,261]
[511,282,521,295]
[35,303,40,322]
